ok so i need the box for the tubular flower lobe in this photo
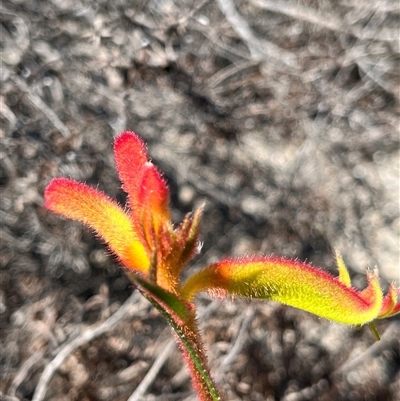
[45,131,400,336]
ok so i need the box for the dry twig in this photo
[127,339,176,401]
[5,67,72,138]
[8,351,45,397]
[251,0,398,42]
[216,0,298,68]
[217,307,255,377]
[333,321,400,376]
[31,292,145,401]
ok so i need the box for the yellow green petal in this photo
[181,256,383,326]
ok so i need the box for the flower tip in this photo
[114,130,145,147]
[368,268,380,281]
[114,131,148,166]
[335,251,351,287]
[378,282,400,319]
[113,131,149,209]
[140,162,169,202]
[44,177,77,211]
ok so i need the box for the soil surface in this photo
[1,1,399,401]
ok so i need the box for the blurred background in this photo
[1,1,399,400]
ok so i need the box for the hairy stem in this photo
[145,294,221,401]
[126,272,221,401]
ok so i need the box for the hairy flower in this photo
[45,132,201,295]
[45,131,400,335]
[180,255,399,328]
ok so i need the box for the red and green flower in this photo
[45,131,400,401]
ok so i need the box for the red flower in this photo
[45,132,400,334]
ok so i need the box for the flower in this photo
[180,254,400,327]
[45,131,400,336]
[45,132,202,295]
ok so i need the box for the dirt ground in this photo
[1,1,399,400]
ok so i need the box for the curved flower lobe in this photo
[138,161,171,246]
[181,256,386,326]
[45,178,150,273]
[114,131,148,212]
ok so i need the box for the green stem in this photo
[145,295,221,401]
[126,272,222,401]
[368,322,381,341]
